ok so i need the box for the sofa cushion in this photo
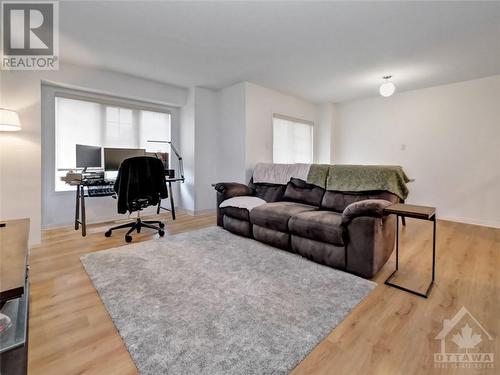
[291,235,345,269]
[253,225,290,250]
[223,215,253,238]
[221,206,250,222]
[282,178,325,207]
[248,180,286,202]
[289,210,345,246]
[321,190,399,212]
[250,201,317,232]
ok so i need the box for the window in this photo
[55,96,170,191]
[273,114,313,164]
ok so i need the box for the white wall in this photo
[214,82,334,184]
[245,82,318,180]
[179,88,196,213]
[194,87,219,211]
[0,63,188,244]
[178,86,220,213]
[334,75,500,227]
[216,82,247,183]
[315,103,336,164]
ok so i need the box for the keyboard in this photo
[86,183,115,197]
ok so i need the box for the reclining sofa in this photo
[214,164,409,278]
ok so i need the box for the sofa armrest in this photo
[342,199,393,225]
[345,215,396,278]
[214,182,254,200]
[215,183,254,227]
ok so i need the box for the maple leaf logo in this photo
[451,324,482,353]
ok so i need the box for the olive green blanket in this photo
[324,165,410,200]
[305,164,330,189]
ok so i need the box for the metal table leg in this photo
[81,185,86,237]
[168,181,175,220]
[384,214,436,298]
[432,216,436,284]
[75,184,80,230]
[157,181,176,220]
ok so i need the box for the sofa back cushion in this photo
[249,178,286,203]
[321,190,399,212]
[282,178,325,207]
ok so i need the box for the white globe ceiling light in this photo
[379,75,395,97]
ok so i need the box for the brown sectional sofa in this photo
[215,175,400,278]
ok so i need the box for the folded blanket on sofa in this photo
[252,163,330,188]
[253,163,311,185]
[306,164,330,189]
[326,165,410,200]
[219,196,266,211]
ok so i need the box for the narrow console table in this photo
[383,203,436,298]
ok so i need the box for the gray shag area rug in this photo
[81,226,375,375]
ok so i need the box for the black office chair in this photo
[104,156,168,242]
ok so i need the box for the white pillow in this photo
[219,196,266,211]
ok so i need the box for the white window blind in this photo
[273,114,313,164]
[55,96,170,191]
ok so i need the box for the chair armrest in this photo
[214,182,254,200]
[342,199,393,225]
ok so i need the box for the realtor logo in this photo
[434,306,495,369]
[1,1,59,70]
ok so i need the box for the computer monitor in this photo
[103,148,146,171]
[76,144,102,169]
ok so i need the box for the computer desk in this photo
[73,176,184,237]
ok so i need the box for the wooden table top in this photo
[384,203,436,220]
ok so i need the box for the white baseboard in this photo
[438,215,500,229]
[43,206,159,230]
[43,206,216,231]
[183,208,216,216]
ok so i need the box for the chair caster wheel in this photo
[159,223,165,229]
[158,230,165,237]
[125,235,133,243]
[105,230,112,237]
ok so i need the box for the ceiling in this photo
[59,1,500,103]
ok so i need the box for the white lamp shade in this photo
[379,82,396,97]
[0,109,21,131]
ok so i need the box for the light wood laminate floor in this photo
[28,213,499,375]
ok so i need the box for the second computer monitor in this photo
[104,148,146,171]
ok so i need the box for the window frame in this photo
[44,83,175,195]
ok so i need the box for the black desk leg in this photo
[168,181,176,220]
[81,185,86,237]
[75,185,80,230]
